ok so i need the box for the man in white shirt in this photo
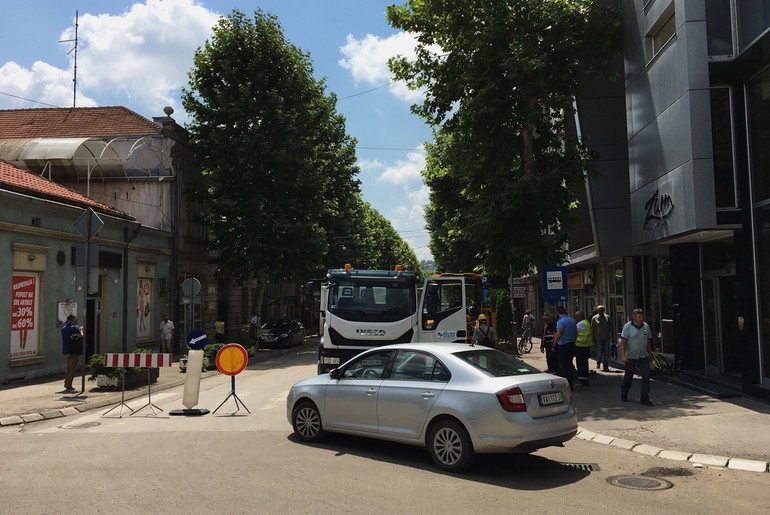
[159,314,175,353]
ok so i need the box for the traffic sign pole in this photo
[74,208,104,396]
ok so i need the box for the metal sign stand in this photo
[102,369,134,418]
[213,375,250,415]
[131,368,163,416]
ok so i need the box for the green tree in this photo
[387,0,621,276]
[489,288,513,342]
[182,9,361,301]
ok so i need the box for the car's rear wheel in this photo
[292,401,325,442]
[427,420,475,472]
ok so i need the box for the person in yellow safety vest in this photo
[214,320,226,343]
[574,310,592,386]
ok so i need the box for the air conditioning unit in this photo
[583,270,594,286]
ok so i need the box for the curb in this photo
[576,426,769,473]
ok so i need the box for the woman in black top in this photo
[541,314,559,373]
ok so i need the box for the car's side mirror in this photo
[330,368,342,379]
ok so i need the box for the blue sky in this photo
[0,0,434,260]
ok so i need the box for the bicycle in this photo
[517,329,533,354]
[649,349,673,376]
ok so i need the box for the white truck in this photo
[307,265,486,374]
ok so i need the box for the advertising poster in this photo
[10,274,39,358]
[137,278,153,340]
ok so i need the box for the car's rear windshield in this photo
[453,349,540,377]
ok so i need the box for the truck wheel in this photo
[292,401,325,443]
[427,420,475,472]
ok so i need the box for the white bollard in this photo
[182,349,204,409]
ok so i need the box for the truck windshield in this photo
[330,280,416,322]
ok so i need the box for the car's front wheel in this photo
[292,401,325,443]
[427,420,475,472]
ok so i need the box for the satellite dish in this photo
[163,106,174,116]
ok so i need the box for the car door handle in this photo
[421,391,434,399]
[366,388,377,396]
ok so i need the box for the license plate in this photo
[321,357,340,365]
[539,392,564,406]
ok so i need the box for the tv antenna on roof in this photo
[59,10,79,108]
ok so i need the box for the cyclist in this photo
[521,310,535,341]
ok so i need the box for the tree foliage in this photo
[387,0,621,276]
[182,8,421,302]
[182,9,361,287]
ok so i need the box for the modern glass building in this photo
[563,0,770,399]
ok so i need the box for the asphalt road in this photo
[1,346,769,514]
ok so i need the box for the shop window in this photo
[747,66,770,203]
[711,88,738,209]
[738,0,770,51]
[707,0,735,57]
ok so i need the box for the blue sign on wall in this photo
[541,266,567,302]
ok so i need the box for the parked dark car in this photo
[260,319,305,348]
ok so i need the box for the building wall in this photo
[0,190,172,384]
[624,0,717,245]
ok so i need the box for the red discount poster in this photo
[11,274,38,358]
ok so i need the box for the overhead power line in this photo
[0,91,61,108]
[337,81,393,101]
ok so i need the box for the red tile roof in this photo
[0,107,162,139]
[0,160,134,220]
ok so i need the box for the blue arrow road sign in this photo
[187,329,208,350]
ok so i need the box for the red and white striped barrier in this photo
[104,353,173,368]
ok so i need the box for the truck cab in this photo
[312,266,483,374]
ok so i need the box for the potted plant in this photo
[179,342,225,372]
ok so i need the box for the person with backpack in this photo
[471,314,497,348]
[61,314,82,392]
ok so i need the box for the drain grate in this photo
[607,475,673,491]
[561,462,600,472]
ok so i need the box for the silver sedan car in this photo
[286,342,577,472]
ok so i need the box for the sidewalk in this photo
[2,339,769,473]
[509,337,770,473]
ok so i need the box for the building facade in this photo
[562,0,770,399]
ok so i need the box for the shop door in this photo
[702,275,740,375]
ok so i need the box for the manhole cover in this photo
[607,475,673,491]
[60,421,101,430]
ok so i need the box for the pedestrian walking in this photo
[159,314,174,353]
[574,310,592,386]
[591,305,612,371]
[541,314,559,373]
[61,314,82,392]
[551,306,577,391]
[620,308,654,406]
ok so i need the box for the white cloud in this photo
[357,158,385,173]
[0,60,98,108]
[378,149,425,185]
[0,0,220,116]
[339,32,425,103]
[72,0,221,116]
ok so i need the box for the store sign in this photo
[567,272,583,290]
[643,189,674,231]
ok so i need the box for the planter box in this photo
[95,368,159,389]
